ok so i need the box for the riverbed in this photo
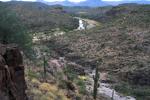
[85,69,136,100]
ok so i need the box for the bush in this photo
[75,79,86,95]
[27,70,41,79]
[64,66,77,81]
[64,66,87,95]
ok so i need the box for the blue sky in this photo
[1,0,85,2]
[1,0,150,3]
[1,0,86,2]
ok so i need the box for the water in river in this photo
[78,19,85,30]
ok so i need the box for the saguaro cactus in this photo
[93,59,101,100]
[43,53,47,81]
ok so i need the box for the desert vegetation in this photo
[0,1,150,100]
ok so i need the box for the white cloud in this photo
[102,0,150,1]
[102,0,123,1]
[68,0,86,3]
[44,0,86,2]
[22,0,36,1]
[44,0,65,2]
[0,0,10,1]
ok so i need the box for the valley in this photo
[30,16,145,100]
[0,1,150,100]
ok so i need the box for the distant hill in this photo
[38,0,150,7]
[2,1,78,32]
[42,0,108,7]
[71,3,150,29]
[63,6,112,19]
[97,3,150,28]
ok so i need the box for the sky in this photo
[0,0,150,3]
[0,0,87,2]
[102,0,150,1]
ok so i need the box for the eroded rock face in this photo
[121,69,150,85]
[0,44,27,100]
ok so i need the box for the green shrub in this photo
[27,70,41,79]
[64,66,77,81]
[75,79,86,95]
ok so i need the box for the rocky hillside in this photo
[46,4,150,100]
[1,2,78,32]
[96,4,150,28]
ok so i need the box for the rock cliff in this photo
[0,44,27,100]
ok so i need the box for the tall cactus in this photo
[43,53,47,81]
[93,60,101,100]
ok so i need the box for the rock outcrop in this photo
[0,44,27,100]
[121,69,150,85]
